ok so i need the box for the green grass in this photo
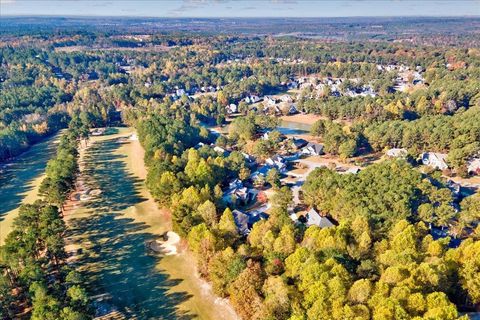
[0,133,60,244]
[66,128,237,320]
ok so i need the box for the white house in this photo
[262,131,272,141]
[305,208,335,228]
[467,158,480,175]
[344,167,361,175]
[446,180,461,197]
[265,155,287,173]
[263,96,276,106]
[245,95,260,104]
[300,82,313,90]
[386,148,408,158]
[226,103,238,114]
[194,142,206,149]
[302,143,324,156]
[176,88,186,96]
[214,146,230,156]
[421,152,448,170]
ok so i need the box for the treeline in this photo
[137,105,480,319]
[136,112,253,236]
[306,106,480,172]
[0,115,91,319]
[363,107,480,172]
[0,46,124,162]
[0,111,69,162]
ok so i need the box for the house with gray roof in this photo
[420,152,448,170]
[305,208,335,228]
[302,142,324,156]
[232,209,266,236]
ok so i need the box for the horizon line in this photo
[2,14,480,19]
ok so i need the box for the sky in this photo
[1,0,479,18]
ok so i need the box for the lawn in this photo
[65,127,237,320]
[0,133,60,244]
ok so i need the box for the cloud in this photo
[0,0,16,4]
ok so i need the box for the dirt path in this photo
[64,127,238,320]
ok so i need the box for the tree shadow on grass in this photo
[0,134,58,221]
[82,139,147,212]
[68,138,195,319]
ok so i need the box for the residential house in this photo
[386,148,408,159]
[176,88,186,97]
[300,82,313,90]
[214,146,230,156]
[232,210,251,236]
[266,155,287,173]
[421,152,448,170]
[250,165,270,182]
[262,131,272,141]
[288,104,298,115]
[467,158,480,175]
[263,96,276,106]
[245,95,260,104]
[226,103,238,114]
[242,152,256,164]
[232,209,266,236]
[296,77,307,84]
[446,180,461,198]
[223,187,257,206]
[280,95,293,103]
[229,178,244,190]
[119,65,134,74]
[287,80,299,90]
[315,83,325,92]
[302,142,324,156]
[291,137,308,150]
[305,208,335,228]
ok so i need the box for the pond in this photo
[277,119,312,135]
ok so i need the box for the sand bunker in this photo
[89,189,102,196]
[80,194,93,201]
[145,231,180,255]
[116,137,129,144]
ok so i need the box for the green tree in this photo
[266,168,281,189]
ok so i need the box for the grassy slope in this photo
[0,133,60,244]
